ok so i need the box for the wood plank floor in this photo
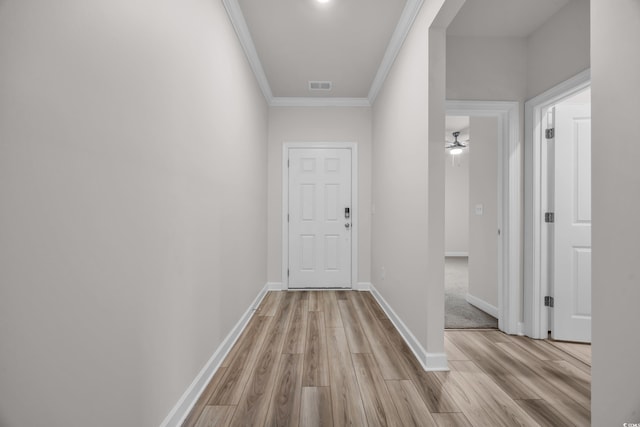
[183,291,591,427]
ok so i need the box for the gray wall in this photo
[371,0,462,361]
[447,0,589,102]
[0,1,268,426]
[445,149,469,255]
[526,0,590,99]
[591,0,640,424]
[446,36,528,102]
[372,1,433,354]
[267,107,373,285]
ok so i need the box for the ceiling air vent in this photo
[309,81,332,91]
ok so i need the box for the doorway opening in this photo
[445,101,520,334]
[524,70,592,343]
[444,115,498,329]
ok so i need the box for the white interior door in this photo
[552,104,591,342]
[288,148,352,288]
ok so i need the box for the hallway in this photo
[183,291,590,426]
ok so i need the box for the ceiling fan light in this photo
[450,147,463,155]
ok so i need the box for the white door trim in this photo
[282,142,359,290]
[524,69,591,339]
[445,100,520,335]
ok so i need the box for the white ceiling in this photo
[227,0,574,106]
[238,0,406,99]
[445,116,469,142]
[447,0,571,37]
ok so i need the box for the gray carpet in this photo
[445,257,498,329]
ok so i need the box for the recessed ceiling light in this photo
[316,0,330,3]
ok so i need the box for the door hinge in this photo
[545,128,555,139]
[287,269,289,277]
[287,213,289,222]
[544,212,555,223]
[287,159,290,168]
[544,296,554,307]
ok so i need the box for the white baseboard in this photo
[425,353,449,371]
[517,321,525,336]
[369,284,449,371]
[160,283,270,427]
[355,282,372,291]
[266,282,283,291]
[465,293,499,318]
[445,252,468,257]
[285,283,370,291]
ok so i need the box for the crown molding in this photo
[222,0,274,103]
[270,97,371,108]
[367,0,425,104]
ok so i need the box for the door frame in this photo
[524,69,591,339]
[282,142,359,290]
[445,100,520,335]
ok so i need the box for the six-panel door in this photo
[288,148,352,288]
[553,104,592,342]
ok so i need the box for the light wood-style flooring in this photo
[182,291,591,426]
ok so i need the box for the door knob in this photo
[345,223,351,229]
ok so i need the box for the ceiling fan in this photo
[445,131,468,155]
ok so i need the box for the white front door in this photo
[552,104,592,342]
[287,148,352,288]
